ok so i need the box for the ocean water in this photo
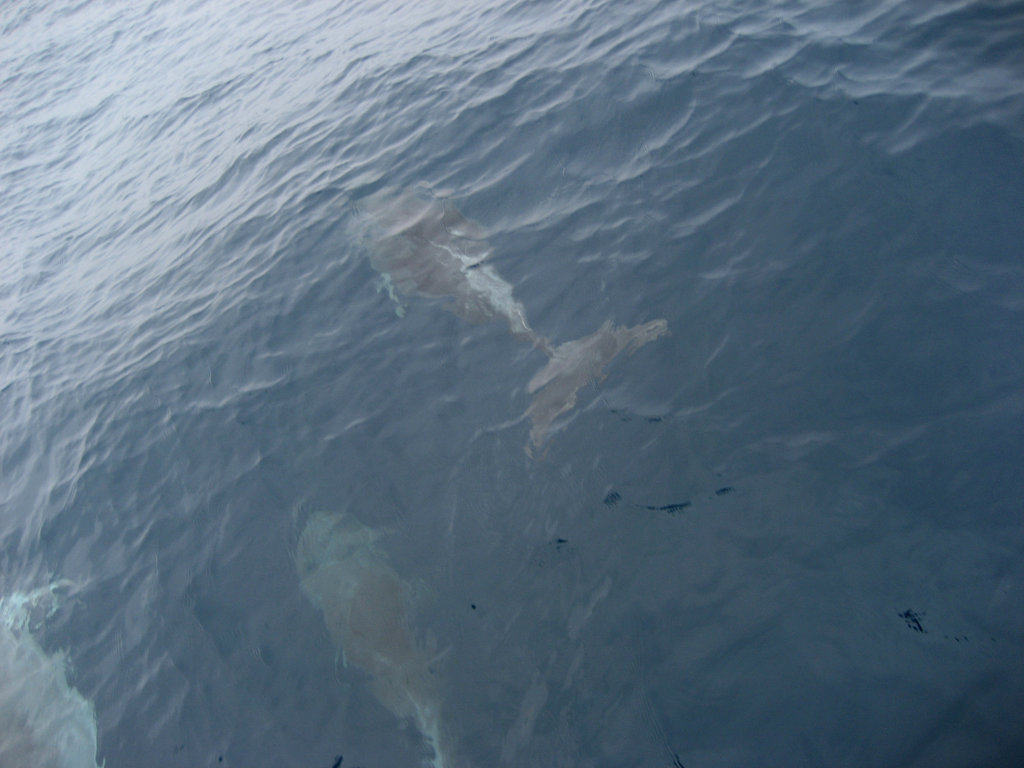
[2,0,1024,766]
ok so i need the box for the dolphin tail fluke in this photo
[524,319,668,455]
[528,332,554,358]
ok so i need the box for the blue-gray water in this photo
[2,1,1024,766]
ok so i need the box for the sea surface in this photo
[2,1,1024,766]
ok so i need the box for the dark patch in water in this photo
[606,481,738,517]
[608,407,665,424]
[642,502,691,515]
[898,609,926,633]
[900,609,994,646]
[535,536,576,568]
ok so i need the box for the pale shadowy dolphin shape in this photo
[359,187,551,354]
[355,187,668,454]
[0,581,100,768]
[296,511,455,768]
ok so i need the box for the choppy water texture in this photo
[2,1,1024,766]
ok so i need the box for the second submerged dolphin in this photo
[296,511,455,768]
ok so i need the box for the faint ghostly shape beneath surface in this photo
[0,582,100,768]
[358,187,548,350]
[500,673,548,764]
[355,187,669,455]
[296,511,454,768]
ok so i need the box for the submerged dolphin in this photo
[359,187,550,353]
[296,511,454,768]
[355,187,668,453]
[0,582,100,768]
